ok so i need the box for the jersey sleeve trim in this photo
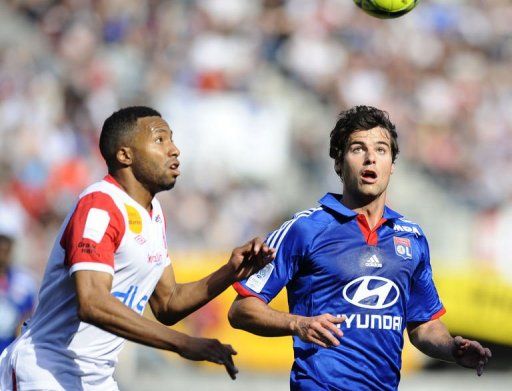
[407,305,446,324]
[69,262,115,276]
[232,282,268,303]
[430,307,446,320]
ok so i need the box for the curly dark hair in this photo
[99,106,161,170]
[329,105,399,172]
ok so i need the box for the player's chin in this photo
[358,184,379,194]
[160,177,177,191]
[358,186,384,199]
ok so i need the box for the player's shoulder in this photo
[292,206,333,229]
[79,178,118,200]
[74,178,125,212]
[391,216,425,237]
[269,206,331,244]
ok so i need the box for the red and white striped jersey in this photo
[0,175,170,390]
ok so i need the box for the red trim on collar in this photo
[103,174,123,189]
[356,214,387,246]
[103,174,154,217]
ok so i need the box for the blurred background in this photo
[0,0,511,389]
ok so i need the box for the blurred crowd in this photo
[1,0,512,272]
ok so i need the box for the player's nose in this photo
[168,142,180,157]
[364,150,376,164]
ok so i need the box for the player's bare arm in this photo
[73,270,239,379]
[149,237,275,326]
[229,295,345,348]
[407,319,492,376]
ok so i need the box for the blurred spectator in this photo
[0,234,37,353]
[1,0,512,273]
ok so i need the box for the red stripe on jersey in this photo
[233,282,266,302]
[356,214,387,246]
[430,307,446,320]
[60,191,125,269]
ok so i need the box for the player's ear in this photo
[391,162,395,175]
[116,146,133,166]
[334,159,344,181]
[334,160,341,176]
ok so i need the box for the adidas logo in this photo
[364,255,382,268]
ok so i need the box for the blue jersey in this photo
[0,267,37,353]
[234,193,445,391]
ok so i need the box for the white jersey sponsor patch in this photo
[83,208,110,243]
[246,263,274,293]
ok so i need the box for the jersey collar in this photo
[318,193,403,220]
[103,174,157,218]
[104,174,123,189]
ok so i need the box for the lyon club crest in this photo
[393,237,412,260]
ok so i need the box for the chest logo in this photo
[125,204,143,234]
[343,276,399,310]
[364,254,382,268]
[394,237,412,259]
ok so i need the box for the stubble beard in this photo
[343,180,387,208]
[155,168,178,192]
[159,179,176,192]
[133,164,176,195]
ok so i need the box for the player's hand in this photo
[227,237,276,281]
[451,336,492,376]
[179,336,239,379]
[292,314,345,348]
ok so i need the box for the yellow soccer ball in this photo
[354,0,419,19]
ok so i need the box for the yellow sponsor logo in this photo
[125,204,143,234]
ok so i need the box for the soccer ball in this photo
[354,0,419,19]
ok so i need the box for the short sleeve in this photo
[60,192,125,276]
[406,236,445,323]
[233,218,306,303]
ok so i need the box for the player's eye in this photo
[155,136,164,143]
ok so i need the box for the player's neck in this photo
[342,191,387,229]
[109,171,154,212]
